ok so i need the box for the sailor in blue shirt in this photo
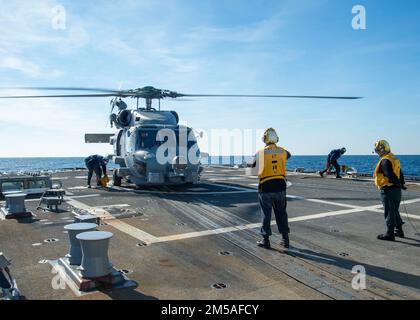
[319,148,346,178]
[84,154,108,188]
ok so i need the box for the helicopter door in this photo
[116,130,123,156]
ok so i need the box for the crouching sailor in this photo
[373,140,407,241]
[250,128,291,249]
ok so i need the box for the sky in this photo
[0,0,419,157]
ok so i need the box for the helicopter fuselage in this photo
[110,108,202,186]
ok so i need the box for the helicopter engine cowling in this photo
[170,111,179,124]
[117,109,132,127]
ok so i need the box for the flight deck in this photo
[1,166,420,300]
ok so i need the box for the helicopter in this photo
[0,86,361,187]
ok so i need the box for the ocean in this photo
[1,155,420,177]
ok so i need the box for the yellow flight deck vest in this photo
[258,144,288,184]
[374,153,401,189]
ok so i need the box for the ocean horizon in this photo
[1,155,420,177]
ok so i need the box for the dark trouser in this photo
[87,166,102,186]
[0,270,11,289]
[320,159,341,177]
[381,187,403,231]
[258,191,289,237]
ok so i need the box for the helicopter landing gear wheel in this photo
[113,170,122,187]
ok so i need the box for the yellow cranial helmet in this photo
[263,128,279,144]
[374,140,391,155]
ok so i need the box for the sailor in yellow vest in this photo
[373,140,407,241]
[249,128,291,249]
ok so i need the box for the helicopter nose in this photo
[172,156,188,171]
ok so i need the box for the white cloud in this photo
[0,56,62,78]
[0,89,114,156]
[0,0,90,78]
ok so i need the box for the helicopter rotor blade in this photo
[0,93,122,99]
[0,86,122,94]
[0,86,363,100]
[177,94,362,100]
[168,98,196,101]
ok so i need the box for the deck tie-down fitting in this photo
[64,223,98,265]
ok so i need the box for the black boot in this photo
[257,236,270,249]
[377,229,395,241]
[395,226,405,238]
[282,235,290,249]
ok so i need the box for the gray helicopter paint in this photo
[111,109,201,186]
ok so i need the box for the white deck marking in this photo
[110,183,256,195]
[303,198,362,209]
[96,204,130,209]
[106,219,160,244]
[152,197,420,243]
[368,208,420,220]
[207,177,243,181]
[68,186,88,190]
[65,194,101,200]
[64,185,420,246]
[5,193,100,204]
[66,197,159,244]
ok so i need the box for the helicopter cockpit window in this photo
[137,130,158,149]
[136,128,197,150]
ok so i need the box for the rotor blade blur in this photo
[179,94,362,99]
[0,87,122,94]
[0,93,121,99]
[168,98,196,101]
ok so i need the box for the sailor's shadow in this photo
[17,217,39,224]
[287,248,420,291]
[99,282,159,300]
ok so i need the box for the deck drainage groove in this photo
[136,242,148,247]
[212,283,228,289]
[338,252,349,257]
[218,251,231,256]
